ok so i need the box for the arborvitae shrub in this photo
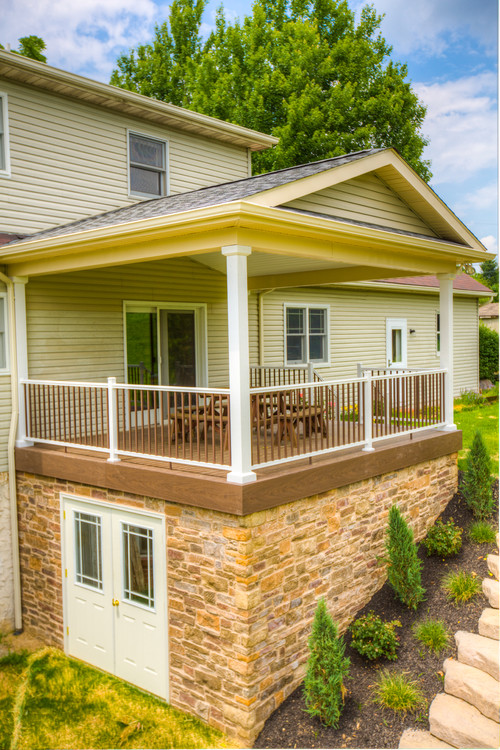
[385,505,425,610]
[462,431,494,520]
[479,324,499,381]
[303,598,350,727]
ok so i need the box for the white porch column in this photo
[222,245,256,484]
[13,277,33,447]
[437,272,457,430]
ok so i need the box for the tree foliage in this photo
[303,598,350,727]
[0,36,47,63]
[384,504,425,610]
[111,0,431,178]
[479,323,499,381]
[475,257,499,303]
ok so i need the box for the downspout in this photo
[0,271,22,632]
[258,289,275,366]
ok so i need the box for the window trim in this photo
[0,92,11,178]
[127,129,169,199]
[283,302,330,366]
[0,294,10,374]
[436,311,441,356]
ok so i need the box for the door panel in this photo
[160,309,196,387]
[63,498,168,699]
[386,318,408,368]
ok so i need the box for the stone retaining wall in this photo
[16,452,457,746]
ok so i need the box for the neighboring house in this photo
[0,50,494,746]
[479,302,499,333]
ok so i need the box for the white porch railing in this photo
[21,368,447,477]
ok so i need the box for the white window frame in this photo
[283,303,330,366]
[123,301,208,387]
[436,311,441,356]
[0,294,9,373]
[0,92,11,178]
[127,130,169,199]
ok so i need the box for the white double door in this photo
[62,496,168,699]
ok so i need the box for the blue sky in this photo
[3,0,498,258]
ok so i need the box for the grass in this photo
[454,400,499,475]
[413,619,449,654]
[442,570,482,604]
[469,520,498,544]
[0,651,30,750]
[372,671,426,714]
[2,648,230,750]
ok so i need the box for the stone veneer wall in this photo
[17,453,457,746]
[0,472,14,631]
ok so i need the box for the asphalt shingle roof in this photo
[4,149,383,246]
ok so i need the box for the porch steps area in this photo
[399,535,500,749]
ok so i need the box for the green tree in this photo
[111,0,431,179]
[462,431,494,520]
[0,36,47,63]
[303,598,350,727]
[385,505,425,610]
[479,323,499,381]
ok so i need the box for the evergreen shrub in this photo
[462,431,494,520]
[479,324,499,381]
[303,598,350,727]
[385,505,425,610]
[423,519,462,557]
[350,612,401,661]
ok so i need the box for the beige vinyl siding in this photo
[26,258,229,387]
[256,287,478,396]
[283,174,437,237]
[0,80,249,235]
[0,377,11,471]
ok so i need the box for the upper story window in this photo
[128,132,167,198]
[285,305,329,365]
[0,296,9,372]
[0,93,11,176]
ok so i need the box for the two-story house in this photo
[0,49,492,746]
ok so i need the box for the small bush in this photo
[413,619,449,653]
[303,598,350,728]
[373,671,426,714]
[423,519,462,557]
[350,612,401,661]
[462,431,494,520]
[479,323,499,381]
[458,390,486,407]
[442,570,481,603]
[469,521,497,544]
[385,505,425,610]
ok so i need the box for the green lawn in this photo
[454,400,499,475]
[1,648,231,750]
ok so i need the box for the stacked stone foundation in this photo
[17,452,457,746]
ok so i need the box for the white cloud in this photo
[2,0,169,80]
[352,0,497,57]
[455,184,498,213]
[480,235,498,254]
[414,73,498,185]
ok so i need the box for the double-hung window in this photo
[285,305,329,365]
[0,93,10,176]
[129,132,167,198]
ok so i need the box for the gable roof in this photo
[479,302,499,317]
[0,49,277,152]
[2,150,383,246]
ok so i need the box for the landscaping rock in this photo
[429,693,500,749]
[455,630,500,680]
[443,657,500,722]
[479,608,500,640]
[487,554,499,581]
[398,728,453,748]
[483,578,499,609]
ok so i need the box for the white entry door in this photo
[386,318,408,368]
[63,496,168,699]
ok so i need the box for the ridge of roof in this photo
[2,149,383,247]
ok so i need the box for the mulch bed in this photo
[255,474,499,749]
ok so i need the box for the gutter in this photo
[0,271,22,632]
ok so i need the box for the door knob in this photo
[112,598,119,607]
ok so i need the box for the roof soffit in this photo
[247,149,485,251]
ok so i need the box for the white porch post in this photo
[13,277,33,447]
[437,272,457,430]
[222,245,256,484]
